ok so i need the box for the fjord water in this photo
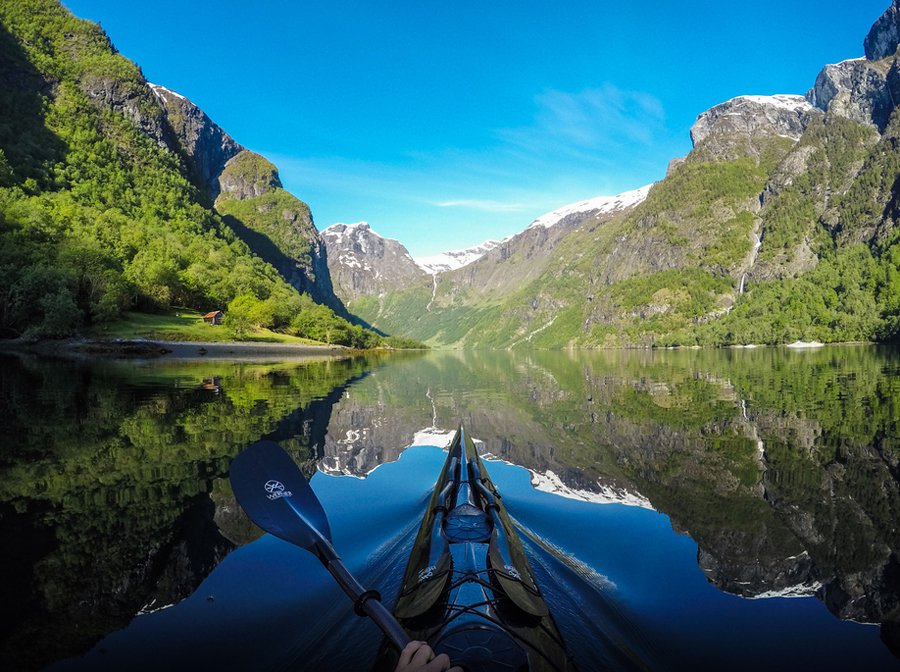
[1,347,899,671]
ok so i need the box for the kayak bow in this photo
[375,426,577,672]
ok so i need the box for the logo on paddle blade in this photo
[264,480,293,501]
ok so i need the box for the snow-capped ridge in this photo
[414,240,503,275]
[323,221,381,240]
[726,94,814,113]
[527,185,652,230]
[411,185,651,275]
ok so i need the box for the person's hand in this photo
[394,640,463,672]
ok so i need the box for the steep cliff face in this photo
[807,58,897,131]
[865,0,900,60]
[149,84,242,198]
[0,0,359,337]
[144,84,346,312]
[809,0,900,132]
[321,222,429,305]
[690,95,818,158]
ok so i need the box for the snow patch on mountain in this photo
[322,221,418,274]
[322,221,382,246]
[414,239,503,275]
[147,82,186,101]
[730,94,814,114]
[527,185,652,230]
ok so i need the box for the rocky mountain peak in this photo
[864,0,900,61]
[322,222,427,302]
[806,57,899,131]
[808,2,900,132]
[690,95,816,150]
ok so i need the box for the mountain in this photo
[143,84,345,314]
[0,0,363,343]
[334,185,653,346]
[321,222,429,319]
[333,0,900,348]
[414,239,503,275]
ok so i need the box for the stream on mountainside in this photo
[1,347,899,671]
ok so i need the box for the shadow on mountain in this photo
[0,23,68,188]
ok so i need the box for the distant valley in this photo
[322,0,900,348]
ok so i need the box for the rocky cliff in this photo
[690,95,818,158]
[149,84,242,199]
[809,0,900,132]
[321,222,429,306]
[865,0,900,60]
[214,151,345,312]
[147,85,347,312]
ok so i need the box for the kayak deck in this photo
[375,427,576,672]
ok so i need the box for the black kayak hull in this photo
[374,427,576,672]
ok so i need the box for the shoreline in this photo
[0,338,353,361]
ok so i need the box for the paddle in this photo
[229,440,411,652]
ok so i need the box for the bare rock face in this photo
[690,95,817,155]
[807,59,896,131]
[321,222,428,303]
[149,84,242,198]
[864,0,900,61]
[80,74,174,150]
[808,1,900,132]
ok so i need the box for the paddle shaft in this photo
[309,526,411,651]
[324,555,411,650]
[228,442,412,653]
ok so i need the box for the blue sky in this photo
[65,0,890,256]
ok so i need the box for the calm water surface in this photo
[1,347,899,671]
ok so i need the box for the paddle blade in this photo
[229,440,332,549]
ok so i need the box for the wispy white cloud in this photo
[265,83,678,254]
[434,199,530,213]
[497,84,667,161]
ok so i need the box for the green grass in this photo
[90,310,324,344]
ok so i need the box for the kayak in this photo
[373,427,577,672]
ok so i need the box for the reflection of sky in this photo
[51,446,895,672]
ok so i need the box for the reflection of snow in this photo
[746,582,822,600]
[530,470,654,510]
[411,428,456,448]
[137,599,175,615]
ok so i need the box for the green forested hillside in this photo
[351,106,900,348]
[0,0,377,346]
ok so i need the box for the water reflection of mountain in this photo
[318,348,900,657]
[2,347,899,667]
[0,353,378,671]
